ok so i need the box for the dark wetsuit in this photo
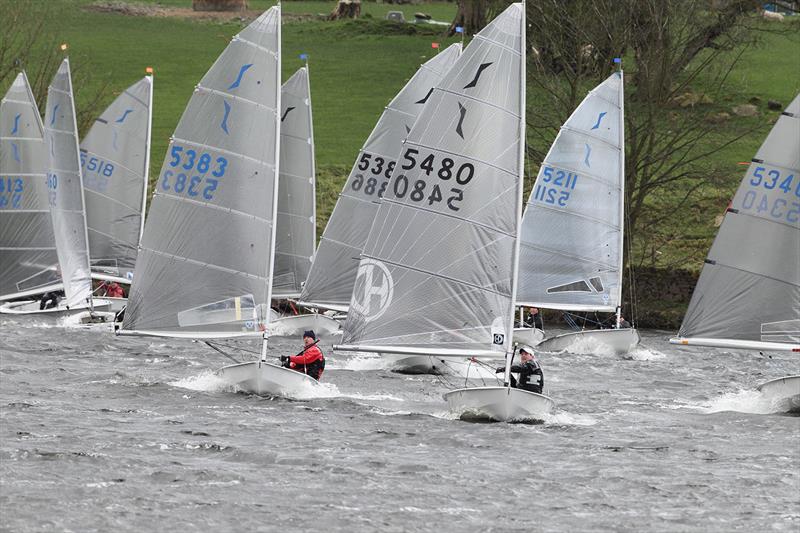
[509,359,544,394]
[39,291,61,310]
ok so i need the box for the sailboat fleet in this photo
[0,3,797,421]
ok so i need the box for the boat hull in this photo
[0,298,112,317]
[513,327,545,346]
[756,375,800,414]
[215,361,320,397]
[536,328,640,355]
[443,386,555,423]
[268,313,341,338]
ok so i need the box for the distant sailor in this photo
[527,307,543,330]
[39,290,63,310]
[617,314,631,329]
[280,330,325,381]
[496,345,544,394]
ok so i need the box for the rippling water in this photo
[1,316,798,532]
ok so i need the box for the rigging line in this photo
[203,341,242,364]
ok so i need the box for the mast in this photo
[63,54,94,311]
[615,62,625,328]
[139,69,154,247]
[262,3,282,362]
[504,0,526,387]
[304,54,317,257]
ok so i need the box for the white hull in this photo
[215,360,320,397]
[268,313,341,338]
[443,386,555,423]
[0,298,112,317]
[104,297,127,312]
[537,328,640,355]
[756,375,800,414]
[384,354,499,379]
[513,327,545,346]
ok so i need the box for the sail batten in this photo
[299,43,462,308]
[676,93,800,346]
[122,7,282,337]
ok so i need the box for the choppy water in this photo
[1,317,798,532]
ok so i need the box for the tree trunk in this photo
[192,0,248,11]
[330,0,362,20]
[449,0,488,35]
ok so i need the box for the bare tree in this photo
[0,0,108,134]
[524,0,764,272]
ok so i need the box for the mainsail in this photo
[44,59,93,308]
[122,7,281,337]
[0,71,60,300]
[517,72,625,312]
[82,75,153,282]
[676,94,800,348]
[339,4,525,356]
[273,66,315,298]
[298,43,462,309]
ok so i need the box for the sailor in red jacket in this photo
[280,330,325,381]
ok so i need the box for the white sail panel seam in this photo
[234,36,280,57]
[171,137,275,167]
[525,202,620,229]
[140,246,271,281]
[0,136,43,141]
[703,257,799,286]
[197,86,277,112]
[380,197,516,239]
[0,172,45,177]
[361,253,510,298]
[435,87,521,118]
[156,192,273,224]
[472,34,523,56]
[521,241,617,270]
[0,246,57,250]
[728,209,800,232]
[560,125,622,150]
[80,148,141,177]
[84,186,141,211]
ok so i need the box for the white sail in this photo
[673,94,800,350]
[0,71,60,300]
[339,4,525,356]
[517,72,625,312]
[273,66,315,298]
[44,59,93,308]
[121,7,281,337]
[82,75,153,282]
[298,43,462,309]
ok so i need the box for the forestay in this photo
[0,71,60,300]
[122,7,281,336]
[273,66,315,298]
[299,43,461,309]
[82,75,152,281]
[517,72,625,312]
[678,94,800,346]
[44,59,93,309]
[340,4,525,355]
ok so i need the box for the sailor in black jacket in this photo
[496,344,544,394]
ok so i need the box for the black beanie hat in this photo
[303,330,316,340]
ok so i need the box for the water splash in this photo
[542,411,599,426]
[623,345,667,361]
[701,389,783,415]
[170,370,241,393]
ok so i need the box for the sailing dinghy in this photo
[0,71,61,303]
[516,68,640,356]
[81,73,153,311]
[670,94,800,413]
[335,3,555,421]
[1,59,112,319]
[118,7,320,397]
[270,63,339,337]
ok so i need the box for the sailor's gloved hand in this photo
[280,355,290,366]
[495,367,504,373]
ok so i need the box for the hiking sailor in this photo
[280,330,325,381]
[496,344,544,394]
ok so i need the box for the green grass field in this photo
[4,0,799,275]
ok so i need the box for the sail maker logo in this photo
[352,259,394,323]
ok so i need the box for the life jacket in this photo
[510,359,543,394]
[289,345,325,381]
